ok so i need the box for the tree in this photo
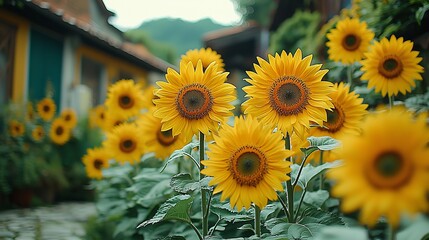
[232,0,277,27]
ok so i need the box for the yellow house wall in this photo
[0,9,29,103]
[75,45,149,87]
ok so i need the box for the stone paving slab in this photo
[0,202,96,240]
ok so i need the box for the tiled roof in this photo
[27,0,172,73]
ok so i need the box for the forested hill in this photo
[125,18,231,64]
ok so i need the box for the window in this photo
[81,56,106,105]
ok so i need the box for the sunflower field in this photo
[80,1,429,240]
[0,93,102,207]
[0,0,429,240]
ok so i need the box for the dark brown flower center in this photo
[64,114,71,121]
[269,76,309,116]
[93,159,104,170]
[43,105,50,113]
[378,56,403,79]
[118,95,134,109]
[320,104,345,133]
[55,126,64,136]
[229,146,267,187]
[120,139,136,153]
[367,151,413,189]
[342,34,361,51]
[176,84,213,120]
[156,128,177,146]
[100,112,105,120]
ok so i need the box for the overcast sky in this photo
[103,0,242,30]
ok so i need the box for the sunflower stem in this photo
[294,188,307,220]
[276,192,290,220]
[199,132,209,237]
[319,150,324,190]
[387,223,396,240]
[254,205,261,237]
[285,133,295,223]
[388,95,394,109]
[189,221,204,240]
[347,64,354,87]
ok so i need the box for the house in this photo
[0,0,171,115]
[203,22,268,109]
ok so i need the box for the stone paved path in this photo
[0,202,96,240]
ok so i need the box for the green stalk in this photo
[189,221,204,240]
[294,189,307,220]
[387,223,396,240]
[199,132,208,237]
[347,64,354,87]
[285,134,294,223]
[388,95,394,109]
[319,150,324,190]
[254,205,261,237]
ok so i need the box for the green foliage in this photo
[358,0,429,39]
[270,11,321,57]
[124,30,177,64]
[170,173,201,194]
[231,0,277,27]
[404,90,429,114]
[138,194,194,227]
[314,226,368,240]
[128,18,230,64]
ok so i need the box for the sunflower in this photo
[141,85,157,110]
[319,83,367,136]
[90,105,107,129]
[242,49,334,139]
[103,122,145,165]
[31,125,45,142]
[37,98,56,121]
[328,108,429,227]
[181,48,225,71]
[137,109,188,160]
[9,120,25,137]
[26,102,35,122]
[60,108,78,129]
[326,18,374,64]
[310,82,367,143]
[153,60,236,141]
[82,147,110,179]
[105,79,145,119]
[360,35,424,97]
[49,118,71,145]
[102,110,128,132]
[201,115,293,210]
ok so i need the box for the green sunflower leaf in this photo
[138,194,193,228]
[298,204,344,226]
[161,140,199,172]
[210,195,254,223]
[170,173,200,194]
[300,146,320,160]
[307,136,340,151]
[303,190,330,208]
[313,226,368,240]
[397,215,429,240]
[291,160,342,188]
[265,217,324,239]
[416,4,429,25]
